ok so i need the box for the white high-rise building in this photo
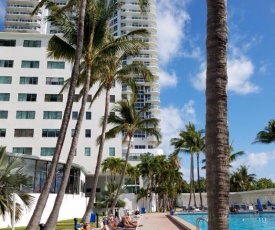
[0,0,161,194]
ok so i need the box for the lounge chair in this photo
[256,198,264,211]
[241,204,248,211]
[182,206,187,211]
[234,204,241,211]
[267,200,275,210]
[102,216,136,230]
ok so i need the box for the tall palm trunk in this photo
[191,153,197,207]
[82,86,111,222]
[188,155,192,207]
[206,0,229,229]
[197,152,203,208]
[108,136,132,213]
[26,1,86,229]
[44,72,91,229]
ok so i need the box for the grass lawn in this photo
[0,219,99,230]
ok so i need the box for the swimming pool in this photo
[178,212,275,230]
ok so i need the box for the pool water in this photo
[178,212,275,230]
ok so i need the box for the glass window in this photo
[41,147,55,156]
[23,40,41,47]
[12,147,32,155]
[34,160,47,192]
[19,77,38,85]
[0,60,13,68]
[84,147,91,156]
[85,129,91,137]
[0,111,8,119]
[111,80,116,88]
[110,95,115,103]
[134,130,145,138]
[16,111,35,119]
[71,129,75,137]
[87,95,92,102]
[42,129,60,137]
[72,111,78,120]
[73,94,79,102]
[0,93,10,101]
[0,129,6,137]
[47,61,65,69]
[21,61,39,68]
[44,94,63,102]
[0,39,16,47]
[86,111,91,120]
[0,76,12,84]
[14,129,34,137]
[46,77,64,85]
[109,147,115,156]
[134,145,146,149]
[18,94,37,101]
[43,111,62,119]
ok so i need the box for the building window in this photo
[21,61,39,68]
[43,111,62,119]
[134,145,146,149]
[44,94,63,102]
[12,147,32,155]
[84,147,91,156]
[110,95,115,103]
[111,80,116,88]
[87,94,92,102]
[41,147,55,156]
[16,111,35,119]
[18,94,37,101]
[47,61,65,69]
[0,76,12,84]
[72,111,78,120]
[86,112,91,120]
[0,60,13,68]
[0,39,16,47]
[42,129,60,137]
[14,129,34,137]
[19,77,38,85]
[109,147,115,156]
[23,40,41,47]
[71,129,75,137]
[0,129,6,137]
[73,94,79,102]
[0,93,10,101]
[46,77,64,85]
[148,145,154,149]
[0,111,8,119]
[85,129,91,137]
[133,130,145,138]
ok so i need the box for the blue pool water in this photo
[178,212,275,230]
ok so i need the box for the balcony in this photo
[5,11,42,20]
[148,104,161,113]
[145,96,160,103]
[145,87,160,96]
[5,25,41,33]
[5,18,41,27]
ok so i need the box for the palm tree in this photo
[125,164,140,194]
[103,95,161,213]
[170,123,203,208]
[101,157,125,184]
[205,0,229,229]
[26,1,86,229]
[96,182,126,210]
[0,147,34,223]
[230,165,256,192]
[253,119,275,144]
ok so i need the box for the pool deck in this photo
[136,212,196,230]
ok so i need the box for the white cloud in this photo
[191,49,260,95]
[159,100,196,155]
[159,68,178,89]
[157,0,190,66]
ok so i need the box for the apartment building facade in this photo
[1,0,162,194]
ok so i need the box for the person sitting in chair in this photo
[122,212,137,228]
[83,223,91,230]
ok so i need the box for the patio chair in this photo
[182,205,187,211]
[267,200,275,210]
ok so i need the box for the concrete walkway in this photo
[136,213,184,230]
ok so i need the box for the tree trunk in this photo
[26,1,86,229]
[108,136,132,213]
[188,155,192,207]
[206,0,229,229]
[197,152,203,208]
[191,153,197,207]
[82,87,110,222]
[44,68,91,229]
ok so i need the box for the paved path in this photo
[136,213,184,230]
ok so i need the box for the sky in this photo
[1,0,275,182]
